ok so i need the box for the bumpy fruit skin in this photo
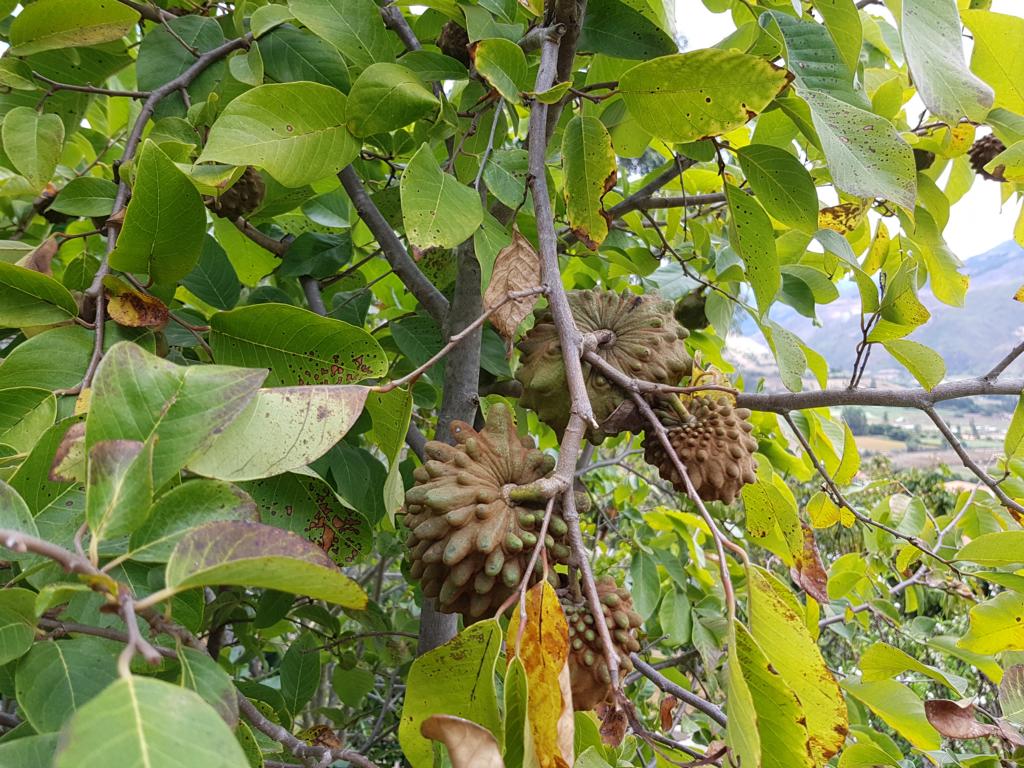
[643,390,757,504]
[403,403,572,618]
[968,134,1006,181]
[205,166,266,220]
[516,290,692,441]
[561,578,643,711]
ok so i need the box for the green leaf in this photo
[200,83,359,188]
[242,472,372,564]
[0,262,78,328]
[15,637,119,732]
[562,116,616,251]
[165,520,368,608]
[333,667,375,708]
[733,623,815,768]
[902,0,993,123]
[49,177,118,217]
[1000,665,1024,726]
[881,339,945,390]
[472,38,529,102]
[957,531,1024,565]
[578,0,677,61]
[726,184,780,316]
[743,478,803,564]
[188,386,367,481]
[0,479,41,550]
[251,4,294,37]
[182,236,241,311]
[482,149,529,210]
[807,91,917,209]
[258,25,350,93]
[748,568,848,762]
[85,438,154,544]
[860,642,968,695]
[53,676,249,768]
[960,591,1024,654]
[841,679,940,751]
[110,140,206,285]
[619,50,789,143]
[87,342,265,488]
[725,629,761,768]
[399,620,503,768]
[288,0,399,70]
[762,321,807,393]
[630,549,660,620]
[9,0,139,56]
[401,143,483,249]
[0,587,36,666]
[0,325,150,392]
[816,0,862,74]
[209,303,387,386]
[178,646,239,726]
[280,632,321,715]
[658,588,692,647]
[346,63,439,137]
[229,46,264,87]
[0,734,58,768]
[2,107,64,189]
[128,479,258,563]
[365,387,414,523]
[962,10,1024,114]
[137,17,226,119]
[736,144,818,234]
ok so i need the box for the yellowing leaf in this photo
[103,277,170,329]
[748,567,848,761]
[562,116,616,250]
[818,201,868,234]
[507,582,573,768]
[960,591,1024,654]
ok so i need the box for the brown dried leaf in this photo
[15,237,59,276]
[484,229,540,347]
[924,699,998,740]
[49,421,86,483]
[996,718,1024,746]
[791,523,829,603]
[660,695,679,731]
[421,715,504,768]
[103,276,169,328]
[507,581,573,768]
[596,701,628,747]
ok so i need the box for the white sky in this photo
[679,0,1021,261]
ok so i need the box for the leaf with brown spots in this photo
[165,520,367,608]
[924,699,998,740]
[421,715,504,768]
[49,421,86,483]
[507,581,574,768]
[103,276,169,329]
[562,116,616,250]
[818,200,868,234]
[791,523,829,603]
[483,230,541,347]
[187,386,368,481]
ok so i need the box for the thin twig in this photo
[629,655,727,728]
[31,72,150,99]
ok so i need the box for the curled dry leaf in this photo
[15,237,59,276]
[660,694,679,731]
[483,229,541,349]
[596,700,628,747]
[103,276,169,328]
[924,699,998,740]
[791,523,829,603]
[420,714,504,768]
[49,421,87,483]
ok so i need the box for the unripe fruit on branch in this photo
[403,403,575,619]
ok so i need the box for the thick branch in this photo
[338,166,449,325]
[735,377,1024,413]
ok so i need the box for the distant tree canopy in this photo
[1,1,1024,767]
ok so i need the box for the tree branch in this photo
[629,654,727,728]
[32,72,150,100]
[338,166,449,325]
[629,193,727,210]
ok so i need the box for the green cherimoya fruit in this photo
[516,289,692,442]
[561,577,643,710]
[643,385,757,505]
[205,166,266,220]
[403,403,577,619]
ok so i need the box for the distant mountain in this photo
[734,240,1024,380]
